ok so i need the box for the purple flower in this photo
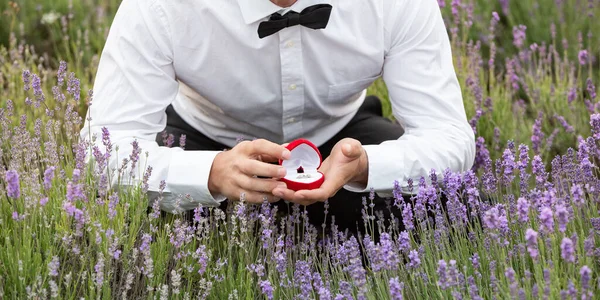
[587,78,597,100]
[554,115,574,133]
[407,249,421,269]
[259,280,274,300]
[513,25,527,48]
[57,61,67,87]
[555,204,569,233]
[402,203,414,231]
[579,50,589,65]
[571,184,584,206]
[398,231,411,253]
[501,148,516,185]
[591,218,600,232]
[40,197,49,206]
[560,237,575,263]
[389,277,404,300]
[591,114,600,140]
[532,113,545,154]
[470,253,480,270]
[179,134,187,149]
[48,256,60,277]
[5,170,20,199]
[22,70,31,91]
[94,254,105,288]
[108,193,119,220]
[525,229,539,260]
[517,197,530,223]
[43,166,56,190]
[539,206,554,233]
[437,260,449,290]
[581,266,592,290]
[294,260,313,298]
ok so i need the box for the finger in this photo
[257,154,282,163]
[241,159,287,178]
[341,141,363,159]
[239,176,287,194]
[246,191,280,204]
[249,139,291,160]
[272,185,296,200]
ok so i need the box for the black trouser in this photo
[157,96,406,236]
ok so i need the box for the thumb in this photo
[342,143,362,159]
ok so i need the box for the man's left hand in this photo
[272,138,369,206]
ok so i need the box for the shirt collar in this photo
[237,0,331,24]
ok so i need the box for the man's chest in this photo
[166,0,386,112]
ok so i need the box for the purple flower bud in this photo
[5,170,20,199]
[43,166,56,190]
[539,206,554,233]
[579,50,589,65]
[517,197,530,223]
[591,114,600,140]
[402,203,414,231]
[560,237,575,263]
[532,113,545,154]
[40,197,49,206]
[389,277,404,300]
[591,218,600,232]
[555,204,569,233]
[259,280,274,300]
[525,229,539,260]
[48,256,60,277]
[580,266,592,290]
[513,25,527,48]
[407,250,421,269]
[571,184,584,206]
[22,70,31,91]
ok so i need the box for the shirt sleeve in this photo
[344,0,475,196]
[79,0,226,213]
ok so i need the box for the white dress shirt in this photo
[80,0,476,213]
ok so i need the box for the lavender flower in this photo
[43,166,56,190]
[560,237,575,263]
[525,229,539,260]
[517,197,530,223]
[389,277,404,300]
[402,203,414,231]
[539,206,554,233]
[22,69,31,91]
[513,25,527,48]
[555,204,569,233]
[48,256,60,277]
[407,250,421,269]
[579,50,589,65]
[5,170,20,198]
[259,280,274,300]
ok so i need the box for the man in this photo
[80,0,475,233]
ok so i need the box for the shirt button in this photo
[289,84,297,90]
[285,117,296,124]
[286,41,294,48]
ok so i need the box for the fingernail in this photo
[278,168,287,177]
[282,149,291,159]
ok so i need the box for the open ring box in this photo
[278,139,325,191]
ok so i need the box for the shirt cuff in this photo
[342,144,403,198]
[164,149,226,211]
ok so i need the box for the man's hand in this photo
[208,139,291,204]
[273,138,369,205]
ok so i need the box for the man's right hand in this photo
[208,139,291,204]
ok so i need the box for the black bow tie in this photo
[257,4,332,39]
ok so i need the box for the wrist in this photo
[208,152,224,196]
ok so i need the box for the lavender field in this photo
[1,0,600,299]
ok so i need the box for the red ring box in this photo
[278,139,325,191]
